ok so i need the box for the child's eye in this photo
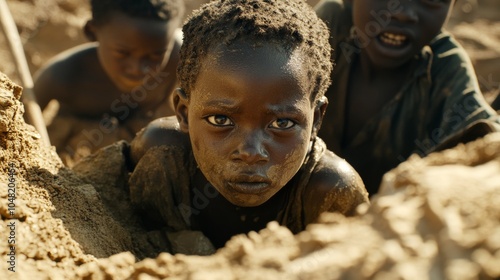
[269,118,295,129]
[206,115,234,126]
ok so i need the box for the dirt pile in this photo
[1,72,499,279]
[0,72,136,279]
[75,136,500,280]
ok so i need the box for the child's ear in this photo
[83,20,97,42]
[312,96,328,139]
[174,88,190,133]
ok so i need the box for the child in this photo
[128,0,369,250]
[33,0,184,166]
[314,0,500,196]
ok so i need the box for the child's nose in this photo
[125,59,150,76]
[231,130,269,164]
[392,2,419,23]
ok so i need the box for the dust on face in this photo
[183,40,317,207]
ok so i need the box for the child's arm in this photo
[303,150,369,225]
[33,60,69,111]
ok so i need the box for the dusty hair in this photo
[90,0,184,25]
[178,0,332,102]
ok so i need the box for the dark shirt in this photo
[315,0,500,195]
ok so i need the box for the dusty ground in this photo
[0,0,499,279]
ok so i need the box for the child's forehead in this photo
[192,40,314,101]
[203,40,304,71]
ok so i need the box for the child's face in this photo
[91,12,179,92]
[177,41,322,207]
[350,0,454,68]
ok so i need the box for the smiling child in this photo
[315,0,500,195]
[33,0,184,166]
[128,0,369,250]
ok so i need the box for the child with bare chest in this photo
[33,0,184,166]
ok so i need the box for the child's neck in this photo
[358,52,413,82]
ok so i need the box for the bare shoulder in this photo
[303,149,369,224]
[33,43,100,108]
[130,116,190,167]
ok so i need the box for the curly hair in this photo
[90,0,184,25]
[178,0,332,103]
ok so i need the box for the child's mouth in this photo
[378,32,408,48]
[228,182,270,195]
[372,30,414,61]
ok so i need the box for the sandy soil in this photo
[0,0,499,279]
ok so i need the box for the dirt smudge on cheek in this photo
[268,144,308,186]
[192,137,227,186]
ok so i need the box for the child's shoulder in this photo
[302,148,369,222]
[129,116,190,167]
[427,31,472,73]
[36,42,99,82]
[424,31,481,97]
[310,149,367,198]
[34,43,101,106]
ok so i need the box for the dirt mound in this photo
[1,72,499,279]
[76,135,500,280]
[0,72,134,278]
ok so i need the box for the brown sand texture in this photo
[1,71,500,279]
